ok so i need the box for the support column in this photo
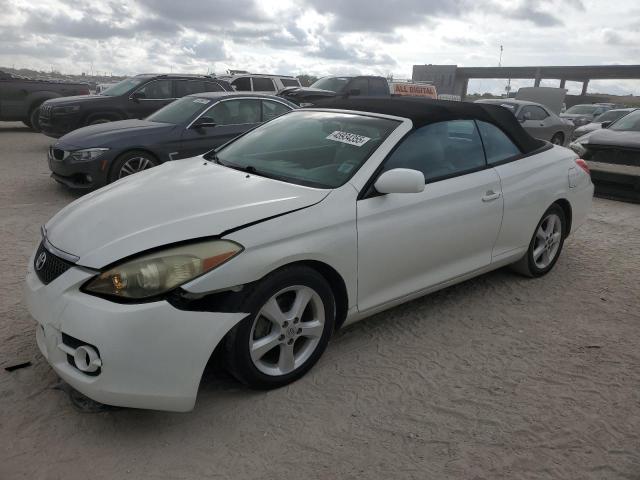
[534,68,542,87]
[581,80,589,96]
[559,79,566,89]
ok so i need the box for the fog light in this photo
[73,345,102,373]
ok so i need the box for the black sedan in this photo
[47,93,297,189]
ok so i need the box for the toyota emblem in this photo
[35,251,47,271]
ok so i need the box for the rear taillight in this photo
[575,158,590,175]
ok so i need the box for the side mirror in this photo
[190,116,217,129]
[130,91,145,102]
[374,168,425,194]
[601,121,612,128]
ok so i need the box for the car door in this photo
[178,98,262,159]
[520,105,552,141]
[356,120,504,312]
[129,79,175,118]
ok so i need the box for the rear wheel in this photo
[108,150,159,184]
[550,132,564,145]
[511,204,566,277]
[224,266,335,389]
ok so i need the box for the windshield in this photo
[565,105,599,115]
[100,77,146,96]
[215,111,400,188]
[147,96,210,124]
[609,110,640,132]
[310,77,352,93]
[595,110,629,123]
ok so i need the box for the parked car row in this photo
[25,97,593,411]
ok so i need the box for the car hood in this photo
[56,119,175,149]
[577,129,640,148]
[279,87,338,102]
[561,113,592,120]
[44,94,112,106]
[44,158,330,268]
[574,122,601,134]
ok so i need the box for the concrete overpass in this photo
[412,64,640,99]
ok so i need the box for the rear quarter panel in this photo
[492,145,588,261]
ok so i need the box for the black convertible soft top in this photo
[318,97,545,154]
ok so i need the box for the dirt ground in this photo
[1,122,639,480]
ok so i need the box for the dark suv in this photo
[39,74,232,138]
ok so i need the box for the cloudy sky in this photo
[1,0,639,94]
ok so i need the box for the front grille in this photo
[585,146,640,168]
[40,104,52,117]
[34,241,74,285]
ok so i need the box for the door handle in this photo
[482,190,502,202]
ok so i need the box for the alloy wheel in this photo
[532,213,562,269]
[249,285,325,376]
[118,156,154,178]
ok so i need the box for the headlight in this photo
[83,240,243,300]
[569,142,587,156]
[68,148,109,162]
[52,105,80,115]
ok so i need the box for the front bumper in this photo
[47,148,111,189]
[24,252,248,412]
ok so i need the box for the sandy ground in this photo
[1,122,639,480]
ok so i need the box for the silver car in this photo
[475,99,574,146]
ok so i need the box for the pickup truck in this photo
[0,71,89,131]
[278,75,437,106]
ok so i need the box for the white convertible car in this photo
[25,98,593,411]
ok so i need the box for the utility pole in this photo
[498,45,503,68]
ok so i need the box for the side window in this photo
[207,99,261,125]
[204,82,225,92]
[135,80,173,99]
[280,78,300,87]
[347,77,369,96]
[252,77,276,92]
[262,100,291,121]
[522,105,549,121]
[175,80,206,97]
[381,120,485,182]
[231,77,251,91]
[477,121,521,165]
[369,78,388,96]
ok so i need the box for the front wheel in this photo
[29,107,42,132]
[108,151,159,184]
[511,204,566,277]
[224,266,335,389]
[550,132,564,145]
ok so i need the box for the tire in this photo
[511,204,566,277]
[28,106,42,132]
[550,132,564,145]
[224,265,335,389]
[22,120,32,128]
[108,150,159,184]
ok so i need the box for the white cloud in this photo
[0,0,638,94]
